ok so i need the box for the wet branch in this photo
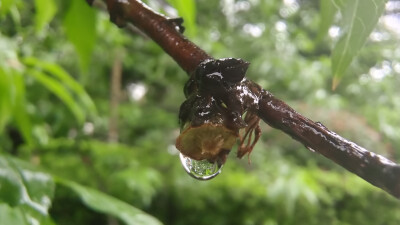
[258,92,400,198]
[91,0,400,198]
[98,0,211,73]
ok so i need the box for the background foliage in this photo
[1,0,400,224]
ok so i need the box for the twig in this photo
[101,0,212,73]
[258,90,400,198]
[92,0,400,198]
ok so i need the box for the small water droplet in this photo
[179,153,222,180]
[306,146,316,153]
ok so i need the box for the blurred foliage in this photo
[1,0,400,225]
[0,155,55,225]
[330,0,387,89]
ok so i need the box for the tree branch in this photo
[258,91,400,198]
[92,0,400,198]
[100,0,212,73]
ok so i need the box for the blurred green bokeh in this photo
[1,0,400,224]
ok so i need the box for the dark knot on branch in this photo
[176,58,262,164]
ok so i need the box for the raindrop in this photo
[179,153,223,180]
[306,146,316,153]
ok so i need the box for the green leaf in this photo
[0,67,33,145]
[23,57,97,116]
[11,70,34,146]
[57,179,163,225]
[27,69,85,124]
[63,0,97,71]
[316,0,338,43]
[34,0,57,32]
[331,0,386,89]
[0,204,29,225]
[0,68,12,133]
[0,155,55,224]
[168,0,197,37]
[0,0,15,16]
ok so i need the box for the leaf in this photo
[57,179,163,225]
[27,69,85,124]
[34,0,57,32]
[0,65,33,145]
[167,0,197,37]
[0,204,29,225]
[63,0,97,71]
[331,0,386,89]
[11,70,34,146]
[0,0,15,16]
[316,0,338,43]
[23,57,97,116]
[0,68,12,133]
[0,155,55,224]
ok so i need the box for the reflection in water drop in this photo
[179,153,223,180]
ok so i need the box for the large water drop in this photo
[179,153,223,180]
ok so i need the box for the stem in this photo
[93,0,400,199]
[258,90,400,198]
[103,0,212,74]
[108,52,122,142]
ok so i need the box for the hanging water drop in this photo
[179,153,223,180]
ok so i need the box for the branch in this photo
[258,91,400,198]
[99,0,212,73]
[92,0,400,198]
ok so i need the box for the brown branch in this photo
[100,0,212,74]
[91,0,400,198]
[258,91,400,198]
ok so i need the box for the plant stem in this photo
[103,0,211,74]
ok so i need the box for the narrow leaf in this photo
[12,70,34,146]
[331,0,386,89]
[23,57,97,116]
[57,179,163,225]
[34,0,57,32]
[0,68,12,133]
[316,0,338,43]
[63,0,97,71]
[27,69,85,124]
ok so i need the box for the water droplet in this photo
[179,153,223,180]
[306,146,316,153]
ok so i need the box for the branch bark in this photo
[258,91,400,197]
[100,0,211,73]
[93,0,400,198]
